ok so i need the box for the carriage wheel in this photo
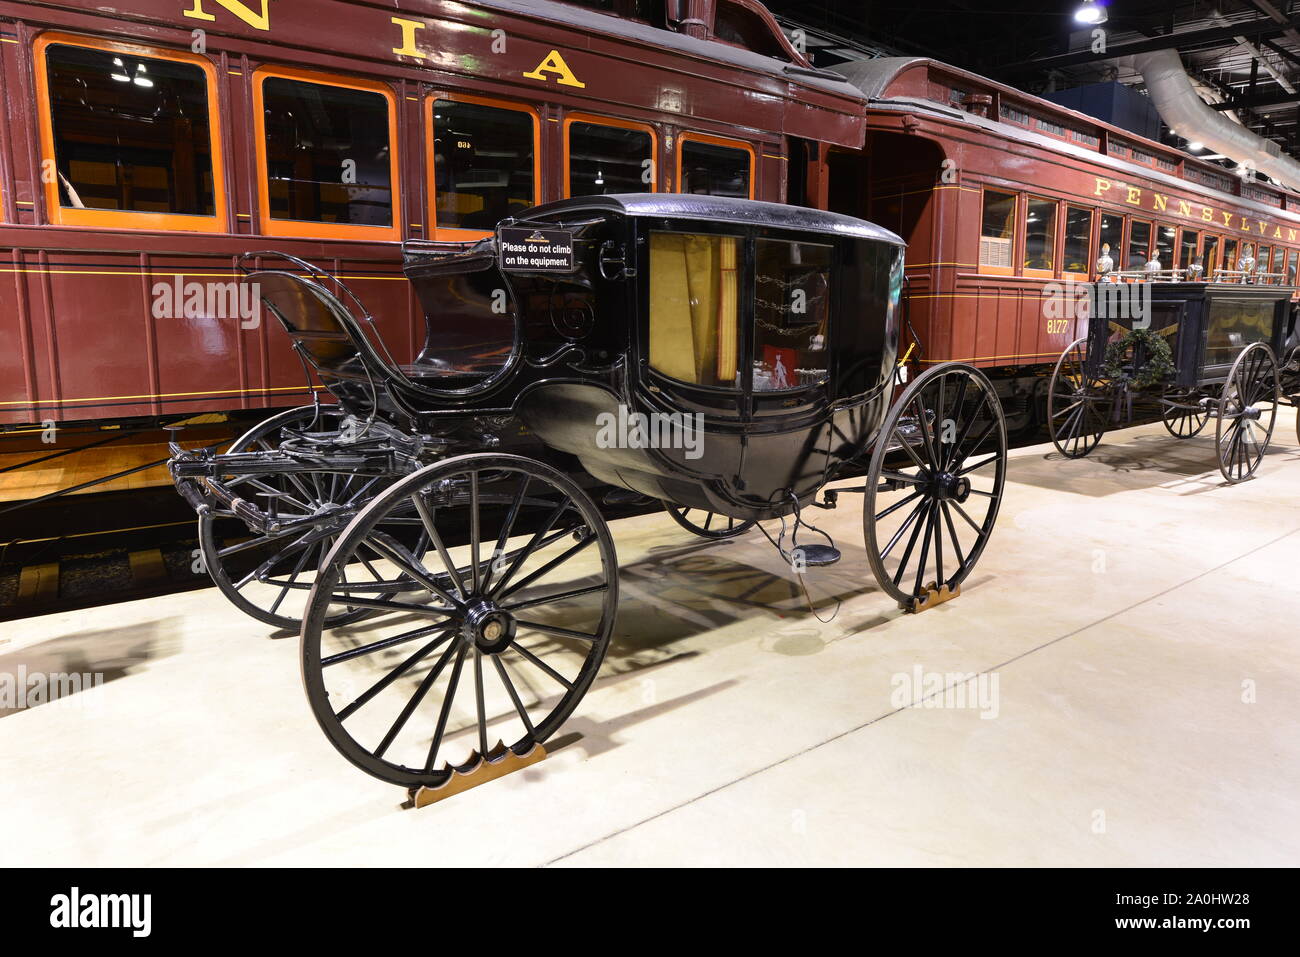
[1047,337,1109,458]
[302,453,618,788]
[664,502,756,540]
[865,362,1007,609]
[1215,342,1279,483]
[1161,390,1210,439]
[198,406,415,631]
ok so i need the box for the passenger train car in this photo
[0,0,1297,435]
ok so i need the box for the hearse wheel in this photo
[665,503,756,540]
[301,453,618,788]
[865,363,1007,609]
[198,406,416,631]
[1216,342,1279,483]
[1047,337,1109,459]
[1161,389,1210,439]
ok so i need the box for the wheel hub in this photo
[462,599,515,654]
[920,468,972,503]
[1240,404,1263,421]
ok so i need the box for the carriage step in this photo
[602,488,652,506]
[905,582,961,614]
[407,741,547,809]
[793,544,841,567]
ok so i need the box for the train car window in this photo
[430,97,539,236]
[1156,225,1177,266]
[1178,229,1199,271]
[36,37,225,232]
[1099,213,1125,268]
[254,68,399,241]
[1062,205,1092,278]
[752,239,831,391]
[565,116,655,197]
[978,189,1016,273]
[1203,235,1220,278]
[1287,250,1298,284]
[1224,238,1238,273]
[648,231,741,388]
[1256,245,1272,280]
[1272,247,1288,281]
[1023,197,1057,274]
[678,135,753,199]
[1128,220,1153,267]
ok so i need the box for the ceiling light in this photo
[1074,1,1108,25]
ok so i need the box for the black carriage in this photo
[1048,278,1300,482]
[169,195,1008,789]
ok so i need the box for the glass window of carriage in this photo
[752,238,831,392]
[647,231,742,389]
[1023,198,1057,276]
[256,71,398,240]
[431,97,538,238]
[37,38,226,232]
[678,136,753,198]
[978,189,1016,275]
[566,117,655,196]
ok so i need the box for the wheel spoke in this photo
[421,643,469,771]
[509,642,574,690]
[492,656,535,737]
[336,631,454,722]
[481,477,531,594]
[515,620,599,643]
[375,639,461,760]
[322,622,456,667]
[500,582,609,612]
[493,532,596,603]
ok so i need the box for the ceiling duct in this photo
[1134,47,1300,192]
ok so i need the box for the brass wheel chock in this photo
[408,741,547,809]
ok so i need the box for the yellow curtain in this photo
[648,232,737,387]
[715,237,738,384]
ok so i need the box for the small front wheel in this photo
[865,363,1007,609]
[1216,342,1278,483]
[664,503,755,540]
[1161,389,1210,439]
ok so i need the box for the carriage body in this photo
[437,194,908,522]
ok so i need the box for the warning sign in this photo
[498,227,576,273]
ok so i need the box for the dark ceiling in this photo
[764,0,1300,162]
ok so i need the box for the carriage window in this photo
[753,239,831,391]
[40,42,220,227]
[1099,213,1124,268]
[432,98,537,231]
[260,76,394,229]
[679,138,752,198]
[979,190,1015,270]
[1024,198,1056,272]
[1178,229,1199,270]
[1129,221,1153,267]
[1063,206,1092,275]
[648,232,741,388]
[567,119,653,196]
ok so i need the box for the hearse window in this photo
[1063,206,1092,276]
[257,72,397,238]
[1099,213,1125,268]
[753,239,831,391]
[1129,221,1153,267]
[648,231,740,388]
[1024,198,1057,272]
[432,98,537,233]
[979,189,1016,270]
[1203,235,1220,278]
[1179,230,1199,271]
[566,117,654,197]
[39,40,223,230]
[679,136,752,199]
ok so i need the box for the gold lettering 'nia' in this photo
[183,0,270,31]
[523,49,586,88]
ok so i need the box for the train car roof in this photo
[513,193,906,246]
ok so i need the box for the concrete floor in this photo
[2,410,1299,867]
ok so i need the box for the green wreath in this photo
[1102,327,1175,390]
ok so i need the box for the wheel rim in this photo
[1216,343,1278,483]
[1048,337,1108,458]
[1161,390,1210,439]
[665,503,756,539]
[301,454,618,788]
[865,363,1007,607]
[198,406,412,630]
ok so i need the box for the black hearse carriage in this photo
[1047,278,1299,482]
[170,195,1008,789]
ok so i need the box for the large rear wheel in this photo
[1047,337,1110,458]
[1216,342,1279,483]
[301,454,618,788]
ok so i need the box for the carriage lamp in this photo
[1073,1,1107,25]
